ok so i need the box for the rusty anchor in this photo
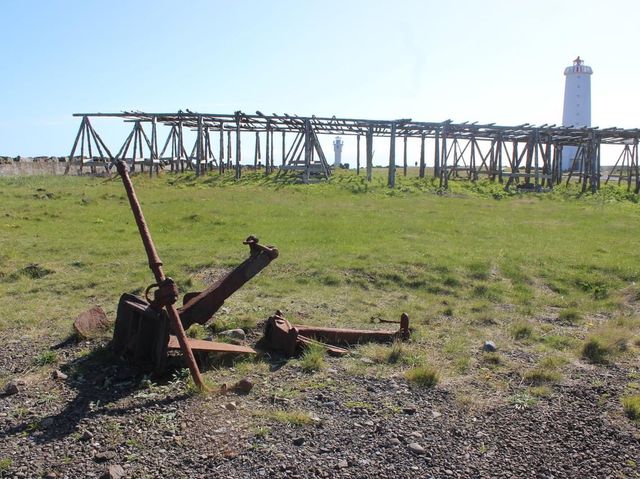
[110,160,277,387]
[262,310,410,357]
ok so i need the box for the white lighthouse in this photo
[333,136,344,167]
[562,56,593,170]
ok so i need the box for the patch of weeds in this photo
[541,334,576,351]
[0,458,12,471]
[252,425,271,439]
[442,275,461,287]
[405,365,439,387]
[253,409,315,426]
[472,284,502,302]
[509,391,538,409]
[575,279,609,300]
[467,261,491,280]
[299,343,325,373]
[360,342,403,365]
[529,386,552,397]
[8,263,54,281]
[558,308,581,323]
[511,321,534,340]
[344,400,375,411]
[582,328,628,364]
[622,395,640,422]
[443,335,470,373]
[524,368,561,386]
[482,352,501,366]
[320,273,341,286]
[386,341,405,364]
[234,358,269,376]
[523,356,565,385]
[34,350,58,366]
[125,438,142,449]
[144,412,177,426]
[442,306,454,317]
[582,338,610,364]
[183,213,201,222]
[186,324,207,339]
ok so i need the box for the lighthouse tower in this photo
[562,56,593,170]
[333,136,344,167]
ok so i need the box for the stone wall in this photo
[0,158,72,176]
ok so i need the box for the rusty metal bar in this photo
[115,160,206,390]
[178,236,278,329]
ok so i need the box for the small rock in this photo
[218,329,246,341]
[94,451,116,462]
[402,406,417,415]
[408,442,425,454]
[432,410,442,418]
[293,437,305,446]
[224,402,237,411]
[2,380,19,396]
[389,438,401,446]
[52,370,68,381]
[360,357,374,364]
[483,340,497,352]
[337,460,349,469]
[310,414,322,425]
[81,430,94,441]
[73,306,110,339]
[100,464,125,479]
[44,473,57,479]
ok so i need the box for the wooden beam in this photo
[388,122,396,188]
[356,135,361,175]
[366,126,373,182]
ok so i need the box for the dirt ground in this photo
[1,332,639,479]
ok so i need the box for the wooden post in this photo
[254,132,260,169]
[235,117,241,179]
[419,132,425,178]
[282,131,286,167]
[388,122,396,188]
[434,127,441,179]
[178,121,186,173]
[270,128,275,172]
[356,135,361,175]
[219,124,224,174]
[403,135,407,177]
[366,125,373,182]
[196,116,204,176]
[227,130,232,169]
[265,124,271,175]
[470,137,476,181]
[440,130,448,189]
[65,116,85,174]
[303,120,312,183]
[497,136,503,183]
[150,116,157,177]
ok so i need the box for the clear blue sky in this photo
[1,0,639,159]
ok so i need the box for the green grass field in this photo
[1,170,640,398]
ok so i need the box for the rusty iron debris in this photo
[110,160,276,388]
[262,311,410,357]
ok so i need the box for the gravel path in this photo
[1,338,639,478]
